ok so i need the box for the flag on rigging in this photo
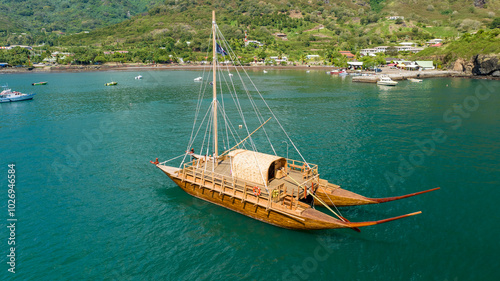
[216,43,228,56]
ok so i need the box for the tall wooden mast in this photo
[212,10,218,159]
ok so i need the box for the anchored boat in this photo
[151,12,438,231]
[105,81,117,86]
[1,85,36,103]
[32,81,47,86]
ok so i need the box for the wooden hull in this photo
[155,164,423,231]
[315,184,440,207]
[163,172,350,230]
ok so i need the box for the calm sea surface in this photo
[1,69,499,280]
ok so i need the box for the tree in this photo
[490,17,500,29]
[300,54,307,64]
[386,46,398,57]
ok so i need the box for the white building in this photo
[245,40,264,47]
[399,42,417,47]
[306,55,320,60]
[269,56,288,63]
[359,48,377,56]
[426,39,443,45]
[396,46,423,53]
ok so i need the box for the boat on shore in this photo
[32,81,47,86]
[105,82,117,86]
[151,12,438,231]
[1,85,36,102]
[377,75,398,86]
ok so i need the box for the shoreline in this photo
[1,63,498,80]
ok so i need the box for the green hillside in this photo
[0,0,164,33]
[1,0,499,66]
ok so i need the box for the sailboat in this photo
[151,12,438,231]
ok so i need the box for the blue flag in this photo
[216,43,228,56]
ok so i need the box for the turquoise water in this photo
[1,70,499,280]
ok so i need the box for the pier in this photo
[351,70,468,83]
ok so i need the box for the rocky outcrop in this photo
[474,0,486,8]
[453,58,474,73]
[472,54,500,76]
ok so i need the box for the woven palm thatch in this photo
[228,149,286,185]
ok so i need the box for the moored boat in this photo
[135,75,143,80]
[32,81,47,86]
[151,12,437,231]
[105,82,117,86]
[1,85,36,103]
[408,78,423,82]
[377,75,398,86]
[194,77,203,82]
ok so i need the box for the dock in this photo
[352,70,467,83]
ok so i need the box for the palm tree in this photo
[300,53,307,64]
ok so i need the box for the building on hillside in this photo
[275,33,287,40]
[245,40,263,47]
[396,46,423,53]
[430,43,442,47]
[399,42,417,47]
[43,51,74,63]
[375,46,389,53]
[306,55,320,60]
[0,62,8,67]
[0,45,33,50]
[426,39,443,45]
[359,48,377,56]
[269,56,288,63]
[339,51,355,58]
[416,61,435,70]
[387,16,404,20]
[103,51,129,55]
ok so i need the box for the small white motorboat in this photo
[194,77,203,82]
[377,76,398,86]
[408,78,423,82]
[263,70,268,73]
[135,75,143,80]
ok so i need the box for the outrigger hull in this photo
[315,183,440,207]
[157,164,421,230]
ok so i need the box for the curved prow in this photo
[370,187,440,204]
[345,211,422,228]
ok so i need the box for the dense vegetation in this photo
[0,0,164,33]
[412,28,500,67]
[0,0,499,67]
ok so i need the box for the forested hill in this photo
[1,0,499,67]
[0,0,164,33]
[2,0,499,35]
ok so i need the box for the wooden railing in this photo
[180,159,316,213]
[286,159,318,175]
